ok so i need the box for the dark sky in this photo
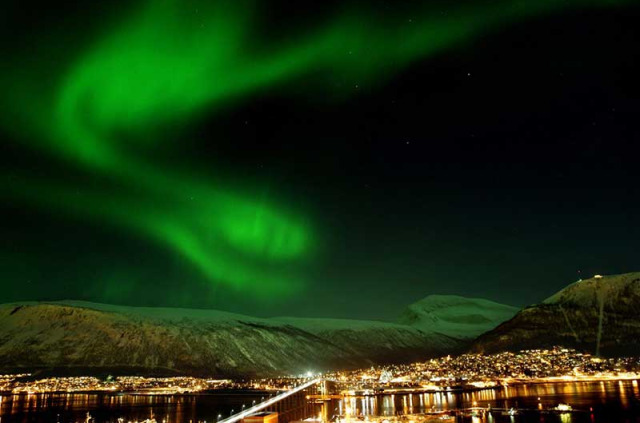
[0,0,638,320]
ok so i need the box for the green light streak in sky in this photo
[0,0,632,298]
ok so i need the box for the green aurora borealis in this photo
[0,0,635,301]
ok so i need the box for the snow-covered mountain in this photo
[397,295,519,339]
[271,316,461,363]
[0,301,464,377]
[0,294,520,377]
[471,272,640,356]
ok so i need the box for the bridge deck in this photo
[218,378,322,423]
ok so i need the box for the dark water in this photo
[0,391,266,423]
[1,380,639,423]
[332,380,640,423]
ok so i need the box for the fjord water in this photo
[1,381,639,423]
[0,391,267,423]
[331,380,640,422]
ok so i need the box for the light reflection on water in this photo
[331,380,640,423]
[1,391,262,423]
[1,381,639,423]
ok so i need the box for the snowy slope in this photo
[0,301,457,377]
[272,316,411,332]
[0,294,522,376]
[0,301,332,377]
[55,300,279,324]
[397,294,519,339]
[272,316,462,361]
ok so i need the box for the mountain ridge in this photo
[397,294,519,339]
[470,272,640,356]
[0,295,515,377]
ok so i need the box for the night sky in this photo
[0,0,638,320]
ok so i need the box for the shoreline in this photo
[339,376,640,396]
[1,376,638,397]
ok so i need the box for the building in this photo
[242,412,278,423]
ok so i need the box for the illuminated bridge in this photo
[218,378,330,423]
